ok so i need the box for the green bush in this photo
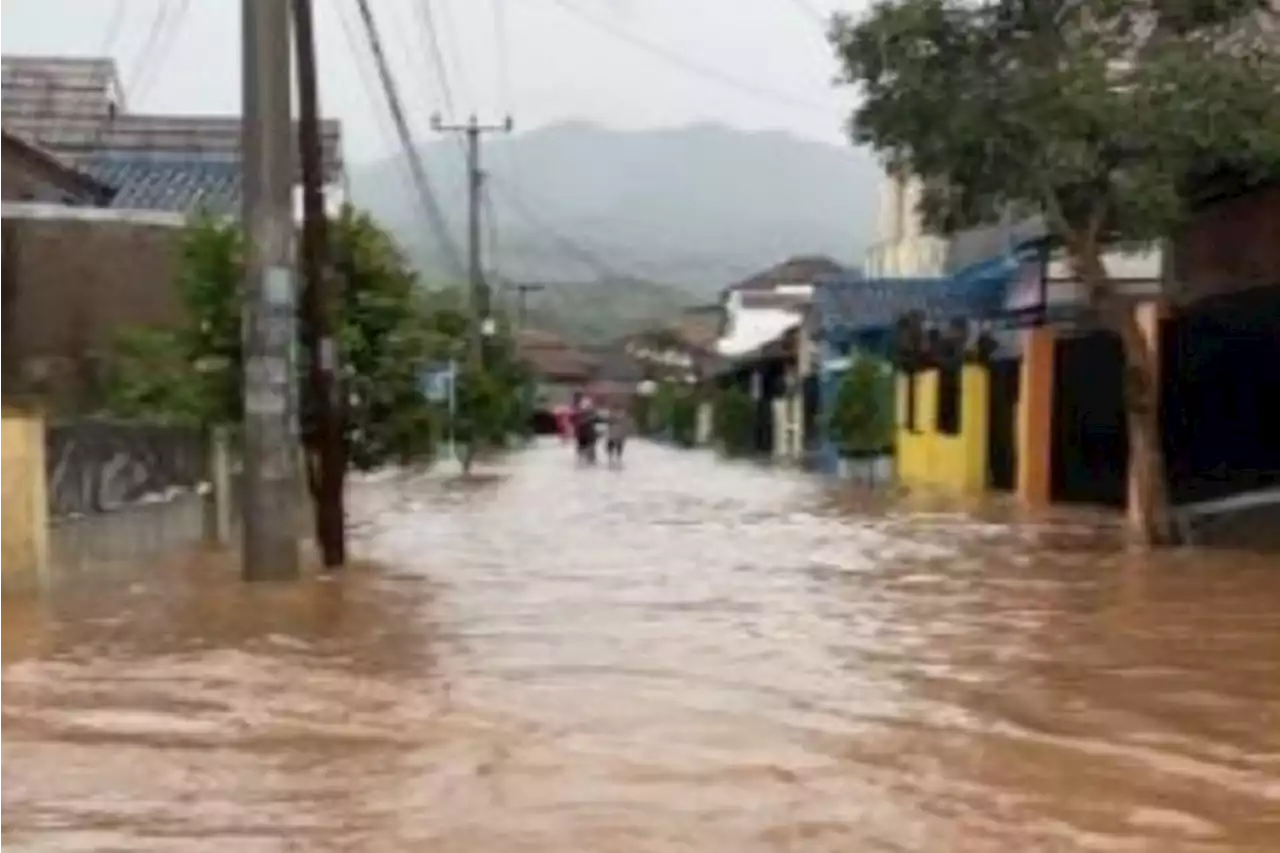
[827,356,894,457]
[652,381,699,447]
[713,385,757,457]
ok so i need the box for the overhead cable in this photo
[128,0,192,103]
[351,0,465,278]
[544,0,831,114]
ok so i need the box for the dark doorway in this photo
[1161,286,1280,505]
[987,359,1019,491]
[1052,331,1128,506]
[802,373,820,453]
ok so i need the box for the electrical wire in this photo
[125,0,192,104]
[487,173,645,283]
[781,0,828,28]
[491,0,512,115]
[352,0,464,278]
[99,0,129,61]
[331,0,404,185]
[412,0,458,120]
[433,0,472,111]
[544,0,831,114]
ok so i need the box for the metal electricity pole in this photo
[430,114,513,371]
[241,0,300,580]
[293,0,345,569]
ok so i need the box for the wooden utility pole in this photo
[431,114,513,471]
[293,0,345,568]
[241,0,300,580]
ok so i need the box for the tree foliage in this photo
[832,0,1280,241]
[108,209,530,470]
[831,0,1280,542]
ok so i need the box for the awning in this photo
[813,251,1026,351]
[714,308,801,358]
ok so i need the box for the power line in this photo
[100,0,129,60]
[490,0,512,114]
[125,0,192,103]
[433,0,472,110]
[544,0,831,114]
[332,0,400,160]
[351,0,464,278]
[781,0,829,27]
[413,0,458,119]
[486,174,634,282]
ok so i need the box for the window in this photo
[936,364,962,435]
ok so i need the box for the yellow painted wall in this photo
[895,365,990,494]
[2,407,49,593]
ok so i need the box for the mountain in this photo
[349,121,881,341]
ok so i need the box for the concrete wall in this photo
[896,366,989,494]
[1,207,184,405]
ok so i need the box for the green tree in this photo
[108,209,471,470]
[828,356,894,457]
[831,0,1280,543]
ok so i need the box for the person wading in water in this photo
[605,407,632,465]
[572,394,599,464]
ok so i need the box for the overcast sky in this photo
[2,0,863,164]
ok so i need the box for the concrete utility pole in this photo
[293,0,345,569]
[508,282,545,331]
[431,114,513,472]
[430,114,513,371]
[241,0,300,581]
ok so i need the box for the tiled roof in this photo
[814,254,1020,347]
[86,156,241,214]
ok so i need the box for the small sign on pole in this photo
[420,361,459,462]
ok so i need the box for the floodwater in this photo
[4,441,1279,852]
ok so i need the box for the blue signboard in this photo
[419,362,455,403]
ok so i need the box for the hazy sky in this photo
[2,0,864,164]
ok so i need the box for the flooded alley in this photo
[4,440,1279,852]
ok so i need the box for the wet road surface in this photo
[4,440,1280,851]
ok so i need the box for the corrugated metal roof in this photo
[86,156,241,214]
[814,254,1019,348]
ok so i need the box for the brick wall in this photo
[2,210,185,408]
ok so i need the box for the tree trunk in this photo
[1068,242,1176,546]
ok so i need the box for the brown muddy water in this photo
[4,441,1279,852]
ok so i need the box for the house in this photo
[516,328,599,407]
[712,256,849,459]
[863,169,947,277]
[1,130,115,205]
[1,54,346,409]
[2,55,346,217]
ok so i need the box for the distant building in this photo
[1,54,346,408]
[2,55,346,217]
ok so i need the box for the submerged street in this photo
[4,440,1280,852]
